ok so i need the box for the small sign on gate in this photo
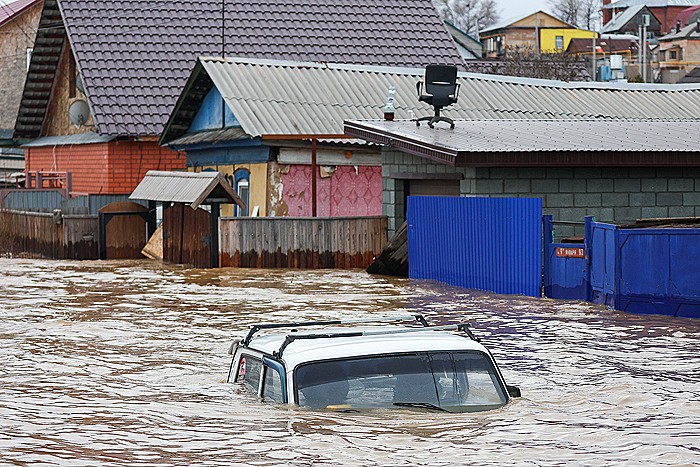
[556,247,585,258]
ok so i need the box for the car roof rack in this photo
[242,314,429,346]
[272,323,479,360]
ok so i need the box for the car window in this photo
[236,354,262,393]
[295,351,507,412]
[262,366,284,403]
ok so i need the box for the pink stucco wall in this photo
[281,165,382,217]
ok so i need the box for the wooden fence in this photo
[219,216,388,269]
[0,209,98,259]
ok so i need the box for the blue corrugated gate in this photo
[407,197,542,297]
[543,215,586,300]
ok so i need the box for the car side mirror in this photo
[507,385,521,398]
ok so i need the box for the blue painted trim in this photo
[189,87,239,132]
[234,169,250,217]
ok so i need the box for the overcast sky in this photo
[496,0,552,20]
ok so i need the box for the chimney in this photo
[602,0,613,26]
[677,19,682,33]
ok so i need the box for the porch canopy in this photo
[343,119,700,167]
[130,170,245,209]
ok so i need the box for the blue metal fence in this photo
[587,219,700,318]
[407,196,542,297]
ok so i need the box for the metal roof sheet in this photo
[344,119,700,161]
[603,0,700,8]
[601,5,647,33]
[161,57,700,143]
[129,170,243,209]
[22,132,115,147]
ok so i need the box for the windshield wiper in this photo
[393,402,447,412]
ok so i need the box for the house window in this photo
[660,50,666,61]
[555,35,564,50]
[670,50,677,60]
[234,169,250,217]
[26,48,33,71]
[679,48,683,60]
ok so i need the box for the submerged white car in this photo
[227,315,520,412]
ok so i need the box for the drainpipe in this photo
[311,138,317,217]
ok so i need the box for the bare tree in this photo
[432,0,500,36]
[548,0,580,26]
[548,0,600,29]
[579,0,600,30]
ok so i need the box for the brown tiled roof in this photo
[16,0,464,139]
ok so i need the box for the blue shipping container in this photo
[407,196,542,297]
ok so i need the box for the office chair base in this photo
[415,116,455,130]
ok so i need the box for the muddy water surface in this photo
[0,258,699,465]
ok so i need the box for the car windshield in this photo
[294,351,508,413]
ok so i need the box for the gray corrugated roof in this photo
[345,119,700,153]
[22,132,115,147]
[129,170,244,209]
[601,5,646,33]
[166,127,252,147]
[603,0,700,8]
[162,58,700,144]
[660,20,700,40]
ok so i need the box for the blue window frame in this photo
[234,169,250,216]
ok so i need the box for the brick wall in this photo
[27,140,184,194]
[109,140,184,194]
[382,149,700,237]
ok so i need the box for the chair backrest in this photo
[424,65,458,105]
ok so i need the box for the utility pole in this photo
[592,34,597,81]
[638,24,643,78]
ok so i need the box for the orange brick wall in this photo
[26,140,185,195]
[108,140,185,194]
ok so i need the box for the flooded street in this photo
[0,258,699,465]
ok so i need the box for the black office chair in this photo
[415,64,460,129]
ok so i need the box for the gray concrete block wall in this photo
[381,148,700,238]
[472,167,700,224]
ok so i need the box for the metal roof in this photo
[15,0,464,139]
[161,57,700,144]
[601,5,647,33]
[22,132,115,147]
[344,119,700,167]
[603,0,700,8]
[129,170,244,209]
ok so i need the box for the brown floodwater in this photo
[0,258,699,465]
